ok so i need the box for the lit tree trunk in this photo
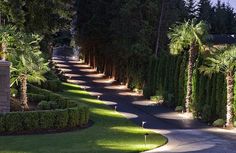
[0,42,7,60]
[20,75,29,110]
[225,71,234,128]
[185,45,197,112]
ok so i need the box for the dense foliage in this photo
[77,0,236,125]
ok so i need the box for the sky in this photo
[211,0,236,9]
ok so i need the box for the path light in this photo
[97,95,100,100]
[114,105,117,111]
[144,133,149,146]
[142,121,146,128]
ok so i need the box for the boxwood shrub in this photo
[68,107,80,127]
[21,111,39,131]
[54,109,69,129]
[5,112,23,132]
[0,114,5,132]
[39,110,56,129]
[28,93,47,104]
[0,85,90,134]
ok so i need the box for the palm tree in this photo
[200,47,236,128]
[0,25,17,60]
[168,19,208,112]
[9,33,48,110]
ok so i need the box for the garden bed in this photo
[1,85,90,135]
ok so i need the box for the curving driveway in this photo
[52,53,236,153]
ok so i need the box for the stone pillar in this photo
[0,61,10,113]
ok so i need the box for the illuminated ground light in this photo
[80,68,96,72]
[73,64,90,68]
[93,78,115,84]
[86,73,105,78]
[102,100,117,106]
[118,91,141,96]
[104,85,127,90]
[64,73,81,77]
[56,64,70,68]
[58,68,72,72]
[119,111,138,119]
[80,85,91,90]
[89,91,103,97]
[67,79,86,84]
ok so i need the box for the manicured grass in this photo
[0,83,167,153]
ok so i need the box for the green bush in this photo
[5,112,23,132]
[38,101,51,110]
[21,112,39,130]
[28,93,46,103]
[39,111,55,129]
[0,114,5,132]
[55,97,68,109]
[54,109,69,129]
[68,108,80,127]
[202,104,211,122]
[66,100,78,108]
[212,119,225,127]
[47,80,62,92]
[175,106,184,112]
[84,107,90,124]
[49,101,59,109]
[150,95,164,102]
[79,107,86,126]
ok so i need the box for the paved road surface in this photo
[52,54,236,153]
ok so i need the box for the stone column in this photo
[0,61,10,113]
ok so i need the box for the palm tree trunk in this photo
[185,45,197,112]
[20,75,29,110]
[225,71,234,128]
[0,42,7,60]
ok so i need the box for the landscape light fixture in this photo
[114,105,117,111]
[97,95,100,100]
[142,121,146,128]
[144,133,149,146]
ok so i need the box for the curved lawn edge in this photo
[62,82,168,153]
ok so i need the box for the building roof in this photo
[207,34,236,45]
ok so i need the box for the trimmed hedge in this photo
[28,93,47,104]
[5,112,23,132]
[0,85,90,134]
[0,106,89,133]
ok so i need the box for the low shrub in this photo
[212,119,225,127]
[67,100,78,108]
[28,93,46,104]
[40,80,62,92]
[49,101,59,109]
[21,112,39,130]
[79,107,86,126]
[38,101,51,110]
[150,95,164,102]
[5,112,23,132]
[54,109,69,129]
[39,111,55,129]
[68,107,80,127]
[175,106,184,112]
[0,114,5,132]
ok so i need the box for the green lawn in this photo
[0,83,167,153]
